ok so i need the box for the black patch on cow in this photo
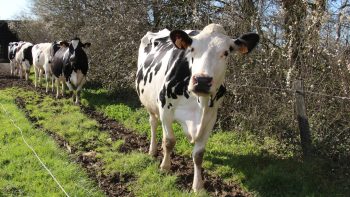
[141,89,144,94]
[52,42,61,54]
[23,46,33,65]
[159,85,166,108]
[8,43,17,60]
[209,85,227,107]
[136,68,143,95]
[154,49,192,108]
[188,30,200,36]
[149,72,153,83]
[167,102,173,109]
[154,63,162,75]
[144,42,152,54]
[143,54,155,69]
[143,70,148,85]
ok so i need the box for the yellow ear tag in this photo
[239,46,249,54]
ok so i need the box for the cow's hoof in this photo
[192,183,204,193]
[148,150,157,157]
[160,164,171,172]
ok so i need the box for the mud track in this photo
[0,66,250,197]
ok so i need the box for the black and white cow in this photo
[15,42,33,80]
[136,24,259,192]
[52,38,91,103]
[32,42,61,92]
[8,42,19,76]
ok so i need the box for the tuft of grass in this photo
[0,90,104,197]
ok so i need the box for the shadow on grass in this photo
[81,87,141,110]
[205,150,350,197]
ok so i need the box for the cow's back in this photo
[136,30,175,114]
[32,43,49,68]
[136,29,198,115]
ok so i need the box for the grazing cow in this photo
[32,42,61,92]
[52,38,91,103]
[15,42,33,80]
[136,24,259,192]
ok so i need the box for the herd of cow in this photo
[7,24,259,192]
[8,38,90,103]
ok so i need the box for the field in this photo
[0,64,348,197]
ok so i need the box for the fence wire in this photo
[232,83,350,101]
[0,103,70,197]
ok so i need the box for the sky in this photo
[0,0,33,20]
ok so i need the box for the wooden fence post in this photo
[293,80,313,158]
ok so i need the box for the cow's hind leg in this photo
[149,113,158,156]
[39,69,43,86]
[160,112,175,171]
[45,72,50,93]
[34,66,39,87]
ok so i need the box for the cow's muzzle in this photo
[193,76,212,94]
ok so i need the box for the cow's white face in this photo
[170,24,259,97]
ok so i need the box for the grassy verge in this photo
[0,90,104,197]
[80,88,350,197]
[2,87,201,196]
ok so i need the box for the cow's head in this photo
[62,38,91,67]
[52,41,63,54]
[170,24,259,97]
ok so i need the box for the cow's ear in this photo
[170,30,192,49]
[83,42,91,48]
[60,41,69,47]
[233,33,259,54]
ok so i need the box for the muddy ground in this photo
[0,64,250,197]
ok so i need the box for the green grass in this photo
[8,73,350,196]
[80,88,350,197]
[2,87,200,196]
[0,90,104,197]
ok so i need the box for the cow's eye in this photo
[191,48,194,52]
[224,51,229,57]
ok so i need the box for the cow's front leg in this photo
[19,65,23,79]
[10,62,14,76]
[65,80,76,98]
[160,112,175,171]
[192,110,217,192]
[55,78,60,98]
[75,77,86,104]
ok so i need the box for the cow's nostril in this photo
[195,76,213,85]
[193,76,212,94]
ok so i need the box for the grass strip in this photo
[0,89,104,197]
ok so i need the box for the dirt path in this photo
[0,66,250,197]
